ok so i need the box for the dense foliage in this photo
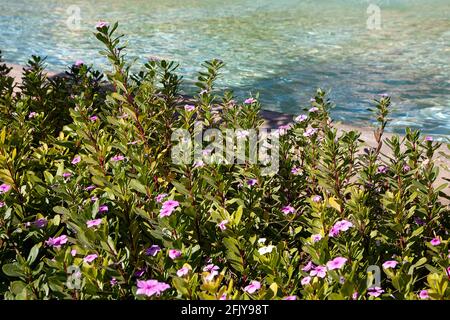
[0,22,449,300]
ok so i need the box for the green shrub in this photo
[0,22,449,300]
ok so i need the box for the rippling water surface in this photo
[0,0,449,135]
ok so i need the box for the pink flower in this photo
[99,205,108,213]
[310,266,327,278]
[136,280,170,297]
[184,104,195,112]
[309,107,319,113]
[311,234,323,243]
[28,111,38,118]
[367,286,384,297]
[425,136,433,142]
[218,220,229,231]
[86,218,102,228]
[203,264,220,273]
[0,201,4,207]
[312,195,322,203]
[168,249,181,260]
[283,295,297,300]
[89,115,98,121]
[377,165,388,174]
[83,254,98,264]
[155,193,167,203]
[329,220,353,237]
[244,98,256,104]
[177,266,190,277]
[281,205,295,215]
[71,155,81,165]
[243,280,261,294]
[85,185,96,191]
[418,290,429,300]
[219,293,228,300]
[302,261,315,272]
[294,114,307,122]
[0,183,11,194]
[352,292,359,300]
[301,276,311,285]
[110,278,118,286]
[95,21,109,29]
[326,257,347,270]
[62,172,72,178]
[74,60,84,67]
[430,237,441,246]
[403,164,411,172]
[111,155,125,162]
[303,128,317,137]
[145,245,161,256]
[45,235,68,248]
[70,249,77,257]
[382,260,398,269]
[159,200,180,218]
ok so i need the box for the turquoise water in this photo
[0,0,449,135]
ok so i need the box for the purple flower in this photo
[159,200,180,218]
[85,185,96,191]
[291,166,301,175]
[45,235,68,248]
[110,278,118,286]
[244,98,256,104]
[301,276,311,285]
[246,179,257,187]
[99,205,109,213]
[243,280,261,294]
[86,218,102,228]
[283,295,298,300]
[33,218,48,229]
[303,128,317,137]
[74,60,84,67]
[377,165,388,174]
[414,216,425,225]
[91,196,98,202]
[367,286,384,297]
[302,261,315,272]
[418,290,429,299]
[136,280,170,297]
[425,136,433,142]
[311,234,323,243]
[89,115,99,122]
[382,260,398,269]
[134,268,146,277]
[294,114,307,123]
[310,265,327,278]
[326,257,347,270]
[155,193,167,203]
[83,254,98,264]
[145,245,161,257]
[168,249,181,260]
[430,237,441,246]
[111,155,125,162]
[28,111,38,119]
[184,104,195,112]
[177,266,190,277]
[352,292,359,300]
[62,172,72,178]
[403,164,411,172]
[278,125,291,136]
[312,195,322,203]
[217,220,229,231]
[95,21,109,29]
[71,155,81,165]
[281,205,295,215]
[329,220,353,237]
[0,183,11,194]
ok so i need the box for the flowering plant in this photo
[0,23,449,300]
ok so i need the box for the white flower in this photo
[258,245,275,255]
[258,238,267,244]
